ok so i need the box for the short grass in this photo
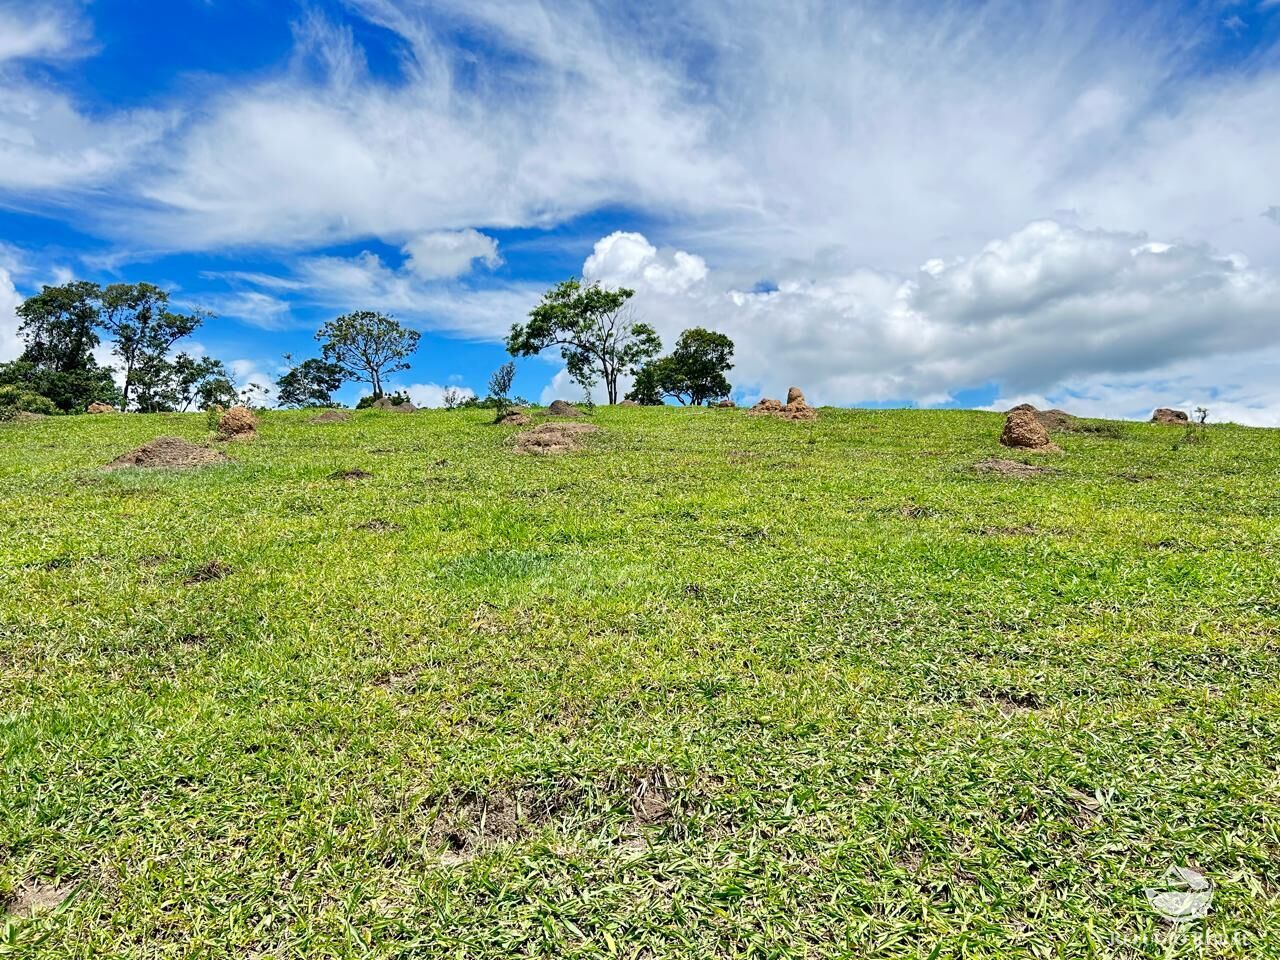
[2,406,1279,958]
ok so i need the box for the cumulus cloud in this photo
[583,232,708,294]
[583,223,1280,423]
[403,229,501,279]
[0,3,82,63]
[0,266,23,361]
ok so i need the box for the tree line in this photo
[1,275,734,417]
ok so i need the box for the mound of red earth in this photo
[1000,409,1062,452]
[512,421,600,454]
[86,402,116,414]
[217,405,258,438]
[1151,407,1189,425]
[310,409,351,424]
[370,397,416,412]
[546,400,583,417]
[1007,403,1077,432]
[106,436,230,470]
[749,387,817,421]
[497,411,531,426]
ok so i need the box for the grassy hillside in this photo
[2,406,1278,957]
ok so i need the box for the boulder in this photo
[717,399,736,408]
[1000,409,1061,452]
[1151,408,1189,425]
[86,402,116,414]
[371,396,416,412]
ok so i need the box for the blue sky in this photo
[2,0,1279,419]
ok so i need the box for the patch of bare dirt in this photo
[628,766,674,826]
[974,524,1041,536]
[329,468,373,480]
[1000,410,1062,452]
[357,518,401,532]
[981,689,1046,715]
[975,458,1052,478]
[185,559,232,585]
[546,400,583,417]
[310,410,351,424]
[4,880,73,918]
[512,422,601,454]
[496,411,531,426]
[105,437,230,470]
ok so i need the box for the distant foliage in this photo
[355,390,412,409]
[277,355,347,408]
[0,384,58,418]
[98,283,209,411]
[627,327,734,406]
[486,361,516,420]
[317,311,421,400]
[506,279,660,405]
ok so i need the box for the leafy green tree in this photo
[129,354,233,413]
[506,279,661,405]
[276,354,347,408]
[98,283,207,410]
[8,281,119,411]
[486,361,516,420]
[316,311,420,400]
[628,327,734,406]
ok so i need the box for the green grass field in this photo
[2,406,1278,957]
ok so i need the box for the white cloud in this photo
[583,232,708,294]
[395,382,477,408]
[572,223,1280,422]
[403,229,501,279]
[0,3,82,63]
[538,367,612,407]
[0,266,23,361]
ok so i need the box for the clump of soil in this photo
[185,559,232,585]
[310,410,351,424]
[512,422,600,454]
[105,436,229,470]
[749,394,817,421]
[86,402,116,414]
[1008,403,1077,433]
[217,405,257,439]
[1000,410,1062,452]
[329,468,373,480]
[975,457,1052,478]
[497,411,531,426]
[1151,407,1189,425]
[370,397,416,412]
[546,399,583,418]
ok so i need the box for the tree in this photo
[276,354,347,408]
[316,311,420,400]
[627,327,734,406]
[506,279,661,405]
[485,361,517,420]
[126,354,233,413]
[8,281,119,412]
[98,283,206,410]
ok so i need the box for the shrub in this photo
[0,384,57,418]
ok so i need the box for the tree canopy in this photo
[276,355,347,408]
[626,327,735,406]
[317,311,420,399]
[506,279,661,405]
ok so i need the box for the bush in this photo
[0,384,57,418]
[356,391,411,409]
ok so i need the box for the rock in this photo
[717,399,736,408]
[217,405,258,438]
[1000,409,1061,452]
[547,400,583,417]
[1151,408,1189,425]
[86,402,116,414]
[786,387,806,405]
[618,399,640,407]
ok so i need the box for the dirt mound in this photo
[618,399,640,407]
[717,399,736,408]
[786,386,806,405]
[512,421,600,454]
[976,458,1052,477]
[749,397,817,421]
[86,402,115,414]
[547,400,583,417]
[217,405,257,438]
[105,437,229,470]
[1006,403,1077,432]
[1151,407,1189,425]
[497,411,531,426]
[371,397,416,412]
[329,468,373,480]
[310,410,351,424]
[1000,410,1062,452]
